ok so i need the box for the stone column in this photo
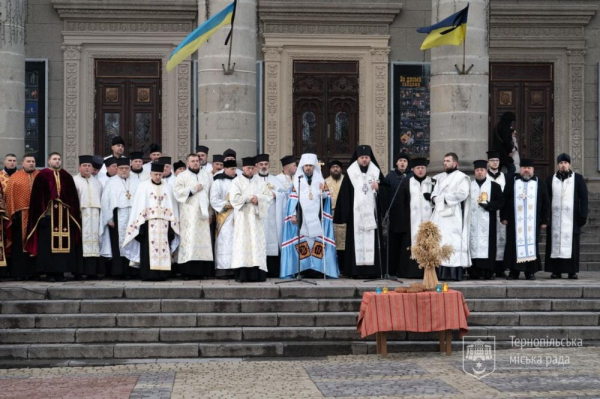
[197,0,257,159]
[429,0,489,173]
[0,0,26,161]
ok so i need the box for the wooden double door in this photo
[489,63,554,180]
[95,60,162,157]
[293,61,359,175]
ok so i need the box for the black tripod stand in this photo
[364,182,403,283]
[277,175,316,285]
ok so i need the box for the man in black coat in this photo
[501,158,550,280]
[545,153,589,279]
[385,153,411,276]
[333,145,389,278]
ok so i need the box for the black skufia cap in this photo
[151,163,165,173]
[196,145,209,154]
[255,154,269,163]
[242,157,255,167]
[104,157,117,167]
[473,160,488,170]
[129,151,144,160]
[78,155,93,165]
[280,155,295,167]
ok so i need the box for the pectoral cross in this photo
[318,160,325,169]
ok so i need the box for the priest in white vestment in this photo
[545,153,588,279]
[212,154,224,176]
[142,143,162,174]
[98,136,125,179]
[73,155,105,279]
[276,155,297,192]
[174,153,214,279]
[100,157,140,278]
[210,160,237,277]
[159,156,176,186]
[129,152,150,182]
[501,158,550,280]
[253,153,286,277]
[223,148,243,176]
[99,157,117,187]
[123,162,180,281]
[469,160,504,280]
[333,145,389,278]
[487,150,509,278]
[391,157,434,278]
[280,154,338,278]
[196,145,213,174]
[228,157,273,282]
[431,152,472,281]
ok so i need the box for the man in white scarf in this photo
[333,145,389,278]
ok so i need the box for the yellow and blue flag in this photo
[167,1,236,71]
[417,4,469,50]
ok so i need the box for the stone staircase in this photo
[1,283,599,360]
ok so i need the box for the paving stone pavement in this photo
[1,347,600,398]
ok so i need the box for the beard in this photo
[189,167,200,174]
[522,174,532,181]
[444,166,455,173]
[330,171,342,180]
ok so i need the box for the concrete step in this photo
[0,312,360,329]
[466,299,600,312]
[468,312,600,326]
[1,285,598,303]
[2,325,600,345]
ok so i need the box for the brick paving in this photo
[1,347,600,398]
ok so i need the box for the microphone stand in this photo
[364,177,403,283]
[277,174,316,285]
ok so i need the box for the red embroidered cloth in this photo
[357,290,470,338]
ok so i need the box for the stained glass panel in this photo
[302,111,317,154]
[530,115,544,160]
[135,112,152,153]
[104,113,120,155]
[334,111,350,155]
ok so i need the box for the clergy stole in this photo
[550,174,575,258]
[75,175,102,258]
[514,178,538,263]
[469,179,491,259]
[325,176,346,251]
[409,177,433,246]
[347,162,379,266]
[215,194,233,238]
[489,172,507,261]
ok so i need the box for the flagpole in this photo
[454,34,473,75]
[222,0,237,75]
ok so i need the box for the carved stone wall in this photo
[490,2,597,175]
[260,2,400,173]
[53,0,197,173]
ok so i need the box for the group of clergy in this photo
[0,136,589,282]
[386,150,589,281]
[0,138,389,282]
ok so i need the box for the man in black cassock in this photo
[385,153,411,277]
[545,153,588,279]
[333,145,389,278]
[501,158,550,280]
[469,160,504,280]
[487,150,509,278]
[392,157,434,278]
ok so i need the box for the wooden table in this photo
[374,329,453,357]
[357,290,470,357]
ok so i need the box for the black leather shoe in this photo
[550,273,562,279]
[526,274,536,280]
[568,274,578,279]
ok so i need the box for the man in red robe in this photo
[25,152,81,282]
[5,154,39,279]
[0,183,8,277]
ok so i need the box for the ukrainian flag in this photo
[417,4,469,50]
[167,1,236,71]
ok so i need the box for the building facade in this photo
[1,0,599,190]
